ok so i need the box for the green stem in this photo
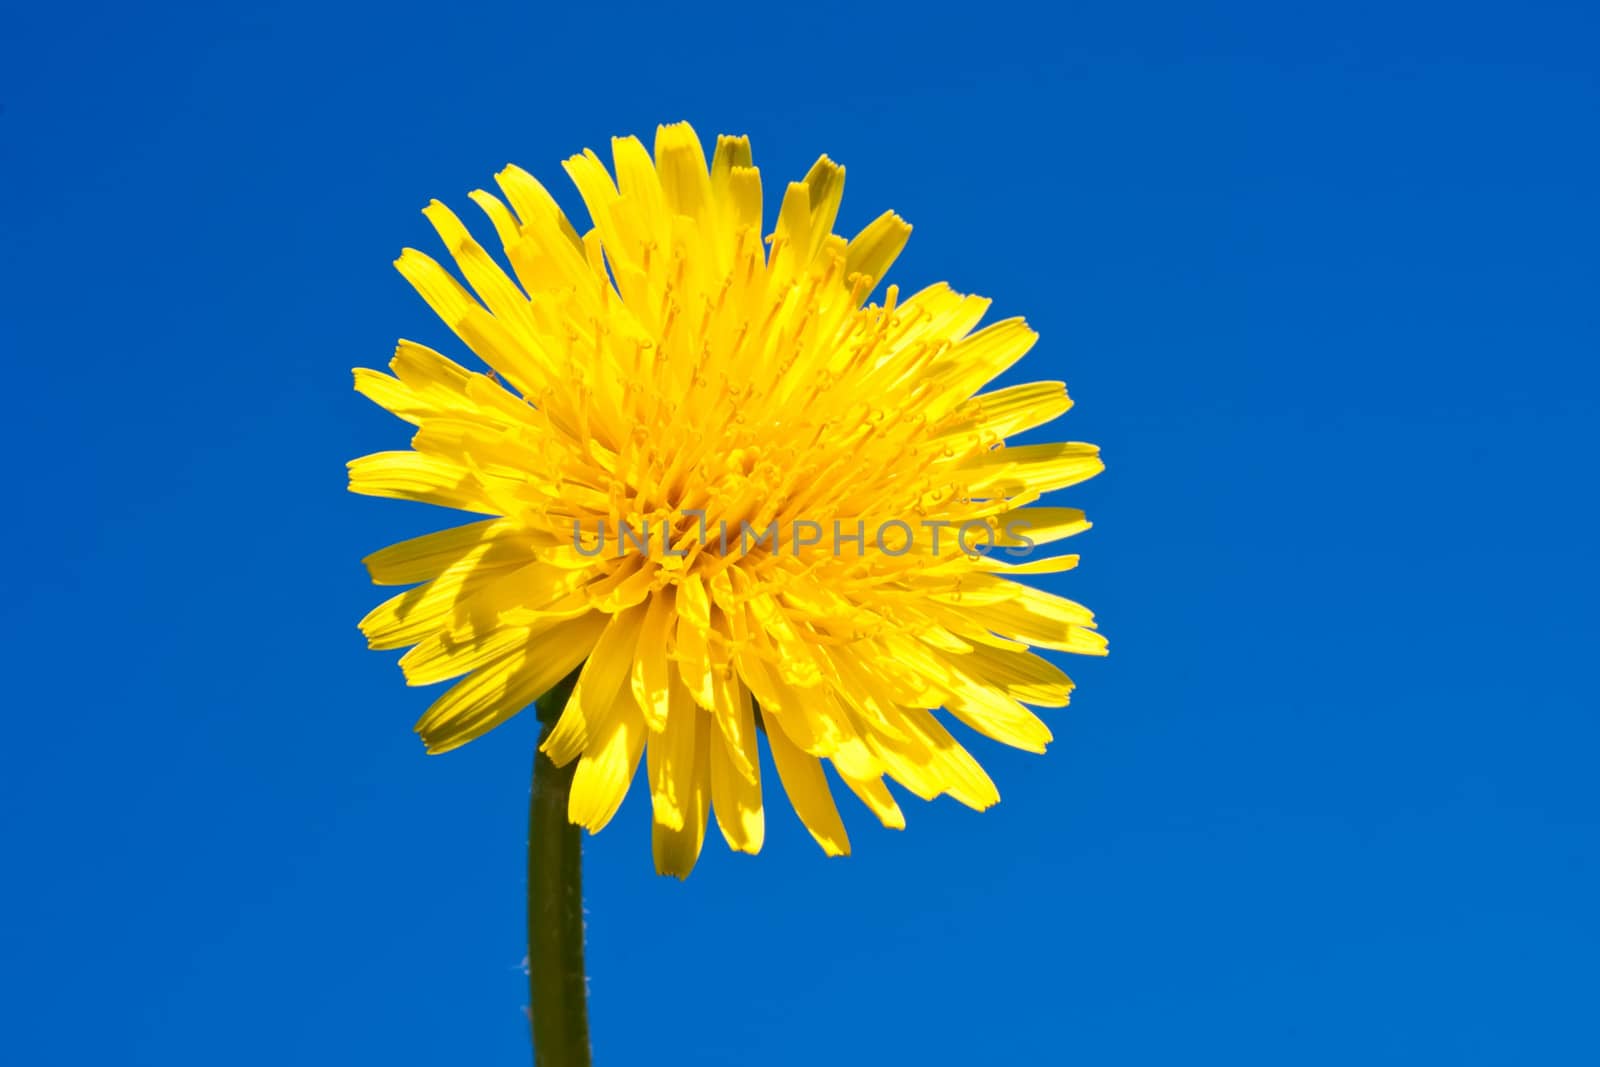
[528,670,591,1067]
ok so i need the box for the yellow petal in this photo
[845,210,911,295]
[361,519,518,587]
[707,658,757,783]
[346,451,494,514]
[764,706,850,857]
[568,700,646,832]
[838,770,906,830]
[956,644,1077,707]
[710,135,757,242]
[414,613,607,754]
[420,200,538,342]
[900,708,1000,810]
[651,682,710,879]
[400,622,534,687]
[709,682,764,854]
[493,164,582,248]
[976,553,1082,576]
[945,683,1054,754]
[358,543,525,650]
[629,588,678,732]
[958,441,1105,496]
[800,154,845,261]
[392,249,536,390]
[673,614,716,710]
[647,670,699,834]
[542,603,647,766]
[965,381,1074,439]
[654,121,713,228]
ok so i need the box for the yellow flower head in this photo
[350,123,1107,877]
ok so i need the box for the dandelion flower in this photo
[350,122,1107,878]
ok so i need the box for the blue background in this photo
[4,1,1597,1062]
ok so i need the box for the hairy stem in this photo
[528,670,590,1067]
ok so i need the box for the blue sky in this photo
[3,1,1597,1063]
